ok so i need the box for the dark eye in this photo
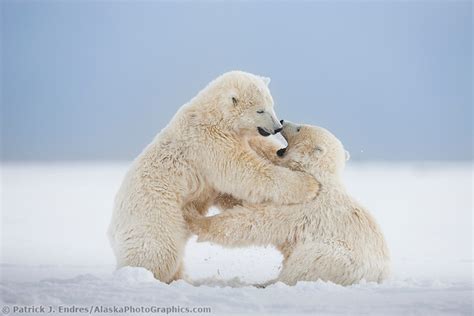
[296,127,301,132]
[256,110,264,114]
[315,146,325,154]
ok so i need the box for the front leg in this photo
[190,205,294,248]
[210,137,287,213]
[200,139,319,205]
[213,193,242,211]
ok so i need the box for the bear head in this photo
[276,121,350,177]
[204,71,283,138]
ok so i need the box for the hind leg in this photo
[112,224,187,283]
[278,242,357,286]
[170,260,185,282]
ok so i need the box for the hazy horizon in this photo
[2,1,472,162]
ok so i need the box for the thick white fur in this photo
[107,72,320,283]
[189,122,390,286]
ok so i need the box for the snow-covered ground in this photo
[1,162,472,315]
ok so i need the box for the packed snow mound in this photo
[113,267,156,284]
[1,270,471,315]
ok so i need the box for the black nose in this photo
[280,120,284,124]
[274,127,283,133]
[276,147,287,157]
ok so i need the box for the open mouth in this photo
[257,127,271,137]
[276,147,287,157]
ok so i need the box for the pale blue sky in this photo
[2,1,472,161]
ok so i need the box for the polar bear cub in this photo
[188,122,390,286]
[108,72,320,283]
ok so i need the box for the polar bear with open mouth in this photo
[108,72,320,283]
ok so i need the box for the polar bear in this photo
[188,121,390,286]
[107,72,320,283]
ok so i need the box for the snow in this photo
[1,162,472,315]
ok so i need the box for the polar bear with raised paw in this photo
[107,72,320,283]
[188,121,390,286]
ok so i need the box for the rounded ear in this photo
[345,150,351,161]
[260,76,271,86]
